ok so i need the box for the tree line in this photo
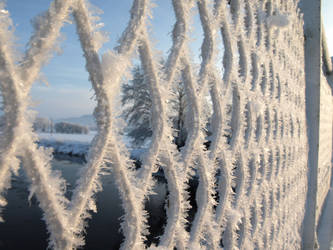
[33,117,89,134]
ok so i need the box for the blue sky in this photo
[3,0,333,119]
[6,0,191,119]
[323,0,333,55]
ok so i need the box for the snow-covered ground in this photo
[37,132,146,160]
[38,132,96,143]
[37,132,96,157]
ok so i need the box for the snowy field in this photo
[37,132,145,160]
[38,131,96,143]
[37,132,96,157]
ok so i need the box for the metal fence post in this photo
[301,0,322,249]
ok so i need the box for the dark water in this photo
[0,159,170,250]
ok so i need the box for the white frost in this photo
[0,0,312,249]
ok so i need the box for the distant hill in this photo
[56,114,97,130]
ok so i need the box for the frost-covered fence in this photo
[0,0,316,249]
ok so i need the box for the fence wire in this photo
[0,0,310,249]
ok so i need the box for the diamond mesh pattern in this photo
[0,0,308,249]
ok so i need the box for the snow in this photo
[0,9,8,15]
[37,132,95,157]
[37,132,147,160]
[38,132,96,143]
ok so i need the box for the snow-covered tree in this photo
[121,64,189,148]
[121,65,152,146]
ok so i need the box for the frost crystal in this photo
[0,0,311,249]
